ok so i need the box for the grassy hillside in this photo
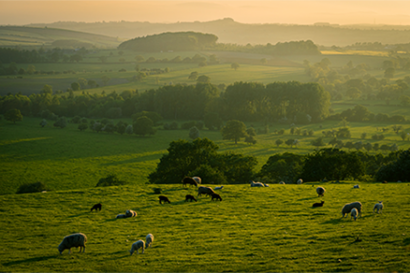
[0,182,409,272]
[1,117,410,195]
[0,26,120,48]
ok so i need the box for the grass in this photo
[0,182,409,272]
[1,117,410,195]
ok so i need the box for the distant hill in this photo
[0,26,120,48]
[27,18,410,46]
[118,31,218,52]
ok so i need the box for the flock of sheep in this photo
[57,176,385,255]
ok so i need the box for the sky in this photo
[1,0,410,26]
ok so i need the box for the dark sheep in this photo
[185,194,197,202]
[159,195,171,204]
[198,186,215,197]
[316,187,326,197]
[90,203,102,212]
[182,176,198,187]
[312,201,324,207]
[211,193,222,201]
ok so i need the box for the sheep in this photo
[297,178,303,184]
[182,177,198,187]
[185,194,197,202]
[58,233,87,254]
[90,203,102,212]
[198,186,215,197]
[351,208,358,221]
[312,201,324,207]
[353,184,360,188]
[116,214,127,219]
[279,181,285,184]
[341,201,362,218]
[211,193,222,201]
[146,234,154,248]
[129,240,145,255]
[192,176,202,184]
[250,180,265,187]
[125,210,137,217]
[264,183,270,187]
[316,186,326,197]
[214,186,224,190]
[373,201,384,213]
[159,195,171,204]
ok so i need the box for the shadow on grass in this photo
[297,197,317,201]
[321,218,344,225]
[100,154,161,166]
[3,255,57,266]
[68,212,88,218]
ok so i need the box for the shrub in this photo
[278,129,285,135]
[71,116,82,124]
[78,123,88,131]
[181,121,197,130]
[96,174,127,187]
[16,182,49,194]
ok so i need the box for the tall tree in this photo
[4,108,23,124]
[221,120,247,144]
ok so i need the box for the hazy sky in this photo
[1,1,410,26]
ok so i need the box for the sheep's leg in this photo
[68,248,71,254]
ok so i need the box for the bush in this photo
[71,116,82,124]
[181,121,197,130]
[78,123,88,131]
[16,182,49,194]
[96,174,127,187]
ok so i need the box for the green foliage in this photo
[245,135,257,145]
[133,116,156,136]
[16,181,49,194]
[71,82,81,91]
[53,116,67,128]
[376,149,410,181]
[133,111,162,125]
[221,120,247,144]
[204,112,223,130]
[275,139,284,147]
[231,62,240,70]
[187,164,227,185]
[4,108,23,124]
[197,75,210,83]
[188,71,198,80]
[311,137,326,149]
[189,126,200,139]
[71,116,82,124]
[259,153,304,183]
[96,174,126,187]
[78,123,88,131]
[181,121,197,130]
[336,127,351,138]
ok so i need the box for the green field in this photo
[0,181,409,272]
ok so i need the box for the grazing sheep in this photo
[297,178,303,184]
[182,177,198,187]
[353,184,360,188]
[373,201,384,213]
[192,176,202,184]
[185,194,197,202]
[316,186,326,197]
[351,208,358,221]
[146,234,154,248]
[211,193,222,201]
[58,233,87,254]
[264,183,270,187]
[116,214,128,219]
[214,186,224,190]
[159,195,171,204]
[90,203,102,212]
[341,201,362,218]
[312,201,325,207]
[125,210,137,217]
[129,240,145,255]
[198,186,215,197]
[250,181,265,187]
[279,181,285,184]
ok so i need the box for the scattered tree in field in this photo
[311,137,325,149]
[328,137,338,147]
[27,64,36,74]
[102,123,115,133]
[275,139,284,147]
[135,55,144,62]
[78,78,87,89]
[198,61,207,67]
[221,120,247,144]
[5,109,23,124]
[78,123,88,131]
[354,141,363,151]
[71,82,80,91]
[189,126,200,139]
[364,142,373,152]
[102,75,110,85]
[42,84,53,95]
[88,79,97,88]
[373,143,380,151]
[231,62,240,70]
[40,119,47,127]
[400,131,408,141]
[380,144,390,152]
[133,116,156,136]
[361,132,367,139]
[245,135,257,145]
[246,127,256,136]
[197,75,210,83]
[345,141,354,150]
[384,67,395,79]
[92,122,104,133]
[98,56,108,63]
[392,125,402,134]
[285,138,296,148]
[188,71,198,80]
[278,129,285,135]
[53,116,67,128]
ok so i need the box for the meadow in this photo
[0,181,409,272]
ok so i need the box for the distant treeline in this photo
[0,81,330,123]
[118,32,218,52]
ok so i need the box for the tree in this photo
[197,75,210,83]
[204,112,222,130]
[133,116,156,136]
[78,78,87,89]
[78,123,88,131]
[98,56,108,63]
[42,84,53,95]
[5,108,23,124]
[384,67,395,79]
[71,82,80,91]
[88,79,97,88]
[221,120,247,144]
[189,126,200,139]
[364,143,373,152]
[245,135,257,145]
[311,137,325,150]
[246,127,256,136]
[285,138,296,148]
[188,71,198,80]
[275,139,284,147]
[133,72,147,82]
[27,64,36,74]
[53,116,67,128]
[231,62,240,70]
[102,75,110,85]
[135,55,145,62]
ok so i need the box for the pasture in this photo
[1,117,410,195]
[0,182,409,272]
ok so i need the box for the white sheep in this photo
[373,201,384,213]
[146,234,154,248]
[214,186,224,190]
[58,233,87,254]
[126,210,137,217]
[341,201,362,218]
[264,183,270,187]
[279,181,285,184]
[129,240,145,255]
[250,181,265,187]
[316,186,326,197]
[350,208,358,221]
[297,178,303,184]
[192,176,202,184]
